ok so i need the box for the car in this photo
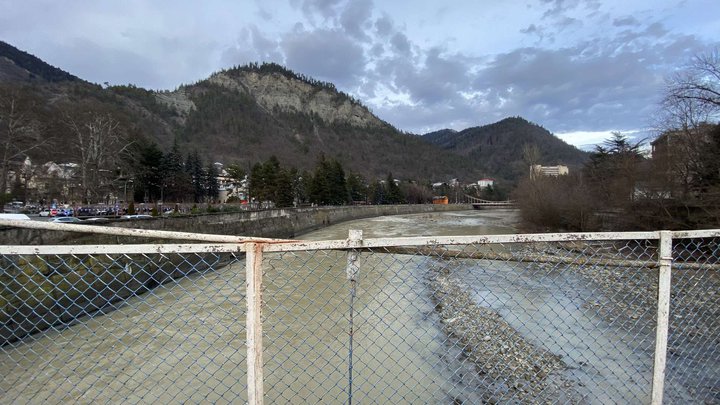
[83,217,111,224]
[56,208,74,217]
[121,214,154,220]
[50,217,82,223]
[39,209,51,217]
[0,213,31,221]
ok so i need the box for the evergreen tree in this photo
[205,163,220,202]
[368,179,384,204]
[186,150,206,203]
[385,172,403,204]
[274,168,295,207]
[249,162,265,203]
[133,140,163,203]
[346,172,368,203]
[160,139,186,202]
[309,155,348,205]
[328,159,348,205]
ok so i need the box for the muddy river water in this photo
[0,209,702,403]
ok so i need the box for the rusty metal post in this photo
[651,231,672,405]
[246,242,264,405]
[346,230,362,405]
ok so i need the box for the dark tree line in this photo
[247,155,437,208]
[131,140,219,204]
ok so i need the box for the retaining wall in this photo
[0,204,472,245]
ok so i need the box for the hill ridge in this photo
[0,40,80,83]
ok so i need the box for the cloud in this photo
[390,32,412,55]
[220,26,284,68]
[613,16,640,27]
[465,24,707,133]
[300,0,343,22]
[2,0,718,149]
[46,38,170,88]
[281,27,366,87]
[339,0,374,40]
[541,0,600,18]
[374,14,393,38]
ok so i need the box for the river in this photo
[0,209,705,403]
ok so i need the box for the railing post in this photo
[246,242,264,405]
[651,231,672,405]
[346,230,363,405]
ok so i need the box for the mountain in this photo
[0,41,80,83]
[422,117,589,182]
[0,41,581,187]
[116,62,481,181]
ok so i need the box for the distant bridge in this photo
[464,195,517,209]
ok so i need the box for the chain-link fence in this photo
[0,223,718,404]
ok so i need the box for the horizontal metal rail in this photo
[0,219,296,244]
[261,231,696,252]
[2,228,718,256]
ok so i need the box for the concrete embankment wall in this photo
[0,204,471,245]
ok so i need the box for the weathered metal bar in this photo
[0,219,295,244]
[246,242,265,405]
[345,230,363,405]
[0,243,248,255]
[382,246,720,270]
[651,231,673,405]
[261,231,665,252]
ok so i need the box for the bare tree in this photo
[657,50,720,198]
[0,86,48,200]
[63,108,132,203]
[665,49,720,112]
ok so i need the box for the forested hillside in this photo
[1,40,588,206]
[423,117,589,183]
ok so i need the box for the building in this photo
[477,178,495,189]
[213,163,249,203]
[530,165,569,179]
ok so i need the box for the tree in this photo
[0,85,48,200]
[583,132,644,208]
[186,150,206,203]
[133,141,164,203]
[308,155,348,205]
[225,163,246,185]
[274,168,295,208]
[367,179,384,205]
[161,139,191,202]
[205,162,220,202]
[63,105,131,204]
[385,172,403,204]
[650,50,720,227]
[346,172,367,203]
[658,50,720,195]
[665,49,720,113]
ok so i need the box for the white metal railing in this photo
[0,221,718,404]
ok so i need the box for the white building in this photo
[530,165,569,178]
[477,178,495,189]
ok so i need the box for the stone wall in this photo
[0,204,472,245]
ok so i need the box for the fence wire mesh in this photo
[0,251,247,403]
[0,231,718,404]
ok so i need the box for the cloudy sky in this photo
[1,0,718,148]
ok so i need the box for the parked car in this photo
[56,208,74,217]
[50,217,82,223]
[0,213,31,221]
[39,209,51,217]
[83,217,111,224]
[121,214,154,220]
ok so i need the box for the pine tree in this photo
[205,163,220,202]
